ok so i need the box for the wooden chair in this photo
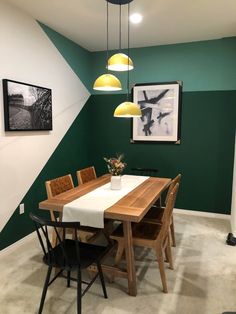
[45,174,74,198]
[143,174,181,247]
[130,168,160,207]
[77,166,96,185]
[30,213,108,314]
[45,174,98,244]
[130,167,159,177]
[110,183,179,293]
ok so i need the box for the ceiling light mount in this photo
[93,0,122,91]
[107,0,133,5]
[107,0,134,72]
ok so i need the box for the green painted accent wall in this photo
[0,97,92,250]
[86,92,236,214]
[2,30,236,251]
[39,22,93,93]
[91,37,236,94]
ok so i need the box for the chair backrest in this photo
[77,166,97,184]
[30,213,81,268]
[130,167,159,177]
[45,174,74,198]
[165,174,181,205]
[159,183,179,242]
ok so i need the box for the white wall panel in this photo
[231,133,236,235]
[0,1,90,231]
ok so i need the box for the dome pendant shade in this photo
[114,101,142,117]
[108,53,134,71]
[93,74,122,91]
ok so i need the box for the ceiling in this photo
[5,0,236,52]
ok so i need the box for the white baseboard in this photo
[0,209,230,255]
[174,208,230,220]
[0,231,37,256]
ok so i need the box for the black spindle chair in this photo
[130,167,159,177]
[130,167,161,206]
[30,213,108,314]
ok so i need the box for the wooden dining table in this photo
[39,174,171,296]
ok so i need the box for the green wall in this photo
[0,98,92,250]
[91,37,236,93]
[1,26,236,250]
[39,23,93,93]
[86,92,236,214]
[89,36,236,214]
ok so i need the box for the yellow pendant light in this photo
[93,1,122,91]
[114,1,141,118]
[108,53,133,71]
[107,2,134,72]
[114,101,141,117]
[93,74,122,91]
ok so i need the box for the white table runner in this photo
[62,175,149,228]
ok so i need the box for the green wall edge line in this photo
[0,95,92,250]
[38,22,93,94]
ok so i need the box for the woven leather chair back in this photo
[77,166,97,184]
[45,174,74,198]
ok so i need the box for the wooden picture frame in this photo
[132,81,182,143]
[2,79,52,131]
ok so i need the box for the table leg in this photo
[123,221,137,296]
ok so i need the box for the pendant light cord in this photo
[119,4,121,50]
[127,2,130,100]
[106,0,109,72]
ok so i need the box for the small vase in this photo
[110,175,121,190]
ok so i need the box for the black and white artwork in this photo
[132,82,182,142]
[3,79,52,131]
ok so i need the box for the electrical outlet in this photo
[19,203,24,215]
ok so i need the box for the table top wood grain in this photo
[39,175,171,223]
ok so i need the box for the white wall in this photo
[0,1,90,231]
[231,133,236,235]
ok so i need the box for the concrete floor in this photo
[1,212,236,314]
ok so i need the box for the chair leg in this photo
[103,220,114,246]
[72,229,77,240]
[166,234,174,270]
[77,269,82,314]
[156,250,168,293]
[38,266,52,314]
[156,196,162,207]
[97,261,108,299]
[50,210,58,247]
[67,270,71,287]
[51,231,57,248]
[164,247,169,263]
[170,217,176,247]
[102,229,114,246]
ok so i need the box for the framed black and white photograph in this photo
[2,79,52,131]
[132,81,182,143]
